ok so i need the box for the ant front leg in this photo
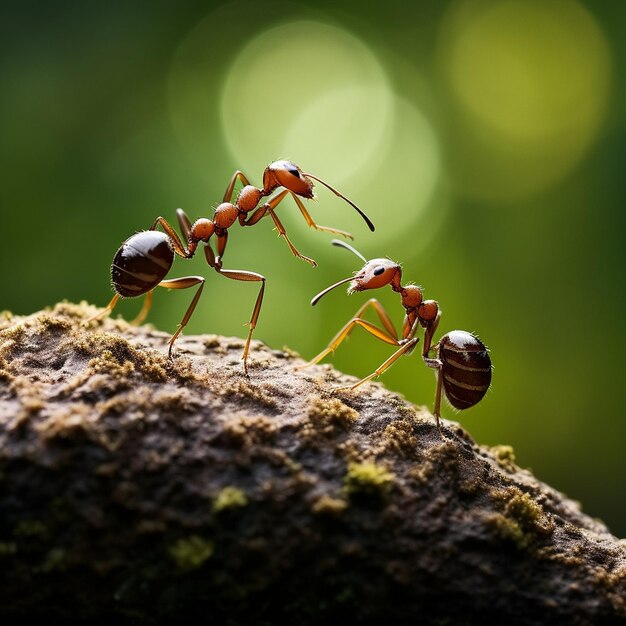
[297,298,399,369]
[243,190,317,267]
[289,193,354,240]
[156,276,205,358]
[347,337,419,391]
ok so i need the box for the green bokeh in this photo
[1,0,625,536]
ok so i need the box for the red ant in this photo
[85,161,374,373]
[298,240,492,425]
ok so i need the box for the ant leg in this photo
[83,293,121,325]
[215,269,265,375]
[421,311,441,357]
[267,208,317,267]
[289,193,354,240]
[421,311,443,426]
[241,189,288,226]
[345,338,419,390]
[203,242,220,270]
[422,354,443,428]
[299,318,399,372]
[130,289,154,325]
[156,276,205,357]
[150,217,191,258]
[297,298,399,369]
[242,190,317,267]
[176,209,192,242]
[223,171,251,203]
[215,232,228,270]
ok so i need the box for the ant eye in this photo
[373,266,385,276]
[287,166,300,178]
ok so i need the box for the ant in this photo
[297,240,492,425]
[85,161,374,374]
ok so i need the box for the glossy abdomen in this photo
[111,231,174,297]
[439,330,492,410]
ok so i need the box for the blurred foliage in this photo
[1,0,625,535]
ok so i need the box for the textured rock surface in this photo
[0,303,624,625]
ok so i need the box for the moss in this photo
[280,345,300,359]
[308,397,358,432]
[72,330,168,383]
[487,488,555,550]
[13,520,48,539]
[222,380,278,409]
[311,495,348,516]
[491,445,517,472]
[38,314,72,332]
[41,547,67,572]
[0,542,17,556]
[168,535,214,572]
[89,349,135,378]
[220,413,277,446]
[213,487,248,513]
[344,461,395,498]
[383,417,419,455]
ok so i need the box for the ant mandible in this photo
[298,241,492,425]
[85,161,374,374]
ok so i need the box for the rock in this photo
[0,303,624,625]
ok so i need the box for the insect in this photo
[298,240,492,425]
[85,161,374,373]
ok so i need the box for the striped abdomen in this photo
[111,231,174,297]
[439,330,492,410]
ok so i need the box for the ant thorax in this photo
[213,203,239,229]
[400,285,423,310]
[236,186,262,212]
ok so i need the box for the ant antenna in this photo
[331,239,367,263]
[311,276,355,306]
[303,173,375,232]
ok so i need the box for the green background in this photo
[1,1,625,536]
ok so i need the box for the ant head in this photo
[263,160,314,198]
[263,161,375,231]
[311,240,402,306]
[349,259,401,293]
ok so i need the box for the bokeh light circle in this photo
[439,0,611,201]
[337,96,443,250]
[220,20,393,182]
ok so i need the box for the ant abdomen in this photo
[111,231,174,297]
[438,330,492,410]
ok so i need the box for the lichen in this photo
[168,535,214,572]
[213,486,248,513]
[344,461,395,498]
